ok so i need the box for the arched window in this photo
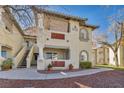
[80,50,89,61]
[79,29,89,41]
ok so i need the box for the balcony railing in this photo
[51,33,65,40]
[52,61,65,67]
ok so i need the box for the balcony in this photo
[44,30,70,47]
[52,61,65,67]
[43,47,71,69]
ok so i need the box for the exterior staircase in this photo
[17,50,30,68]
[17,45,35,68]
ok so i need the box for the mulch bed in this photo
[0,70,124,88]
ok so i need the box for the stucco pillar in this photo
[37,13,45,70]
[39,46,44,60]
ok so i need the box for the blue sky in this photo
[47,5,124,43]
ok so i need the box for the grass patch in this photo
[96,64,124,71]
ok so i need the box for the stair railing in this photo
[26,45,34,68]
[13,45,27,69]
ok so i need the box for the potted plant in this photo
[69,64,73,70]
[47,64,53,71]
[1,58,13,70]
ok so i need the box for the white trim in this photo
[44,44,69,49]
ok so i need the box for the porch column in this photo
[37,13,44,60]
[39,46,44,60]
[37,13,45,70]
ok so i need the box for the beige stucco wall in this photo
[37,19,81,70]
[93,46,109,65]
[68,20,80,69]
[79,26,93,66]
[96,47,105,64]
[92,49,97,65]
[0,9,24,57]
[105,48,109,64]
[44,30,70,48]
[119,45,124,66]
[36,13,94,70]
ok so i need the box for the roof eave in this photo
[82,24,99,31]
[33,7,87,22]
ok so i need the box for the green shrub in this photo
[47,64,52,69]
[80,61,92,69]
[1,58,13,70]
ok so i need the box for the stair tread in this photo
[18,49,30,68]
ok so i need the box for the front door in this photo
[31,53,39,66]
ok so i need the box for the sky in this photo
[47,5,124,43]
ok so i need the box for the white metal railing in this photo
[47,30,68,40]
[13,45,27,69]
[44,59,71,68]
[26,45,34,68]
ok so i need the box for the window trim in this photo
[79,50,89,61]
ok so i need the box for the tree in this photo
[95,7,124,67]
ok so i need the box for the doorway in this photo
[31,53,39,67]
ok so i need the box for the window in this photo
[79,29,89,41]
[45,52,58,60]
[52,53,58,60]
[1,51,7,58]
[45,52,52,59]
[80,50,89,61]
[72,25,78,31]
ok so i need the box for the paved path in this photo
[0,68,113,80]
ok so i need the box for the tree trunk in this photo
[114,53,119,67]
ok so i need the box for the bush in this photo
[1,58,13,70]
[80,61,92,69]
[47,64,52,69]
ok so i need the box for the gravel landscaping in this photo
[0,70,124,88]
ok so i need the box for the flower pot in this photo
[69,64,73,70]
[48,68,52,71]
[69,66,73,70]
[2,65,11,70]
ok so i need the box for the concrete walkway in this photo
[0,68,113,80]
